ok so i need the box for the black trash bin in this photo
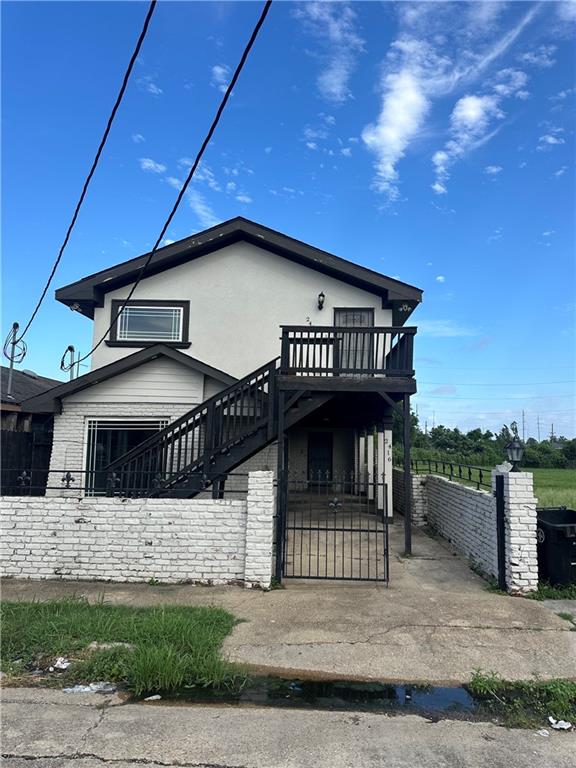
[536,507,576,586]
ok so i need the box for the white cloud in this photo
[139,157,167,174]
[435,275,446,283]
[225,181,237,193]
[431,94,504,194]
[557,1,576,22]
[518,45,557,68]
[340,147,352,157]
[131,133,145,144]
[363,4,539,200]
[186,189,219,229]
[264,147,272,154]
[418,319,477,337]
[492,68,529,98]
[488,227,503,243]
[137,75,163,96]
[362,69,429,199]
[295,2,364,103]
[542,230,556,237]
[538,127,566,150]
[235,194,252,204]
[554,166,568,177]
[548,88,576,102]
[484,165,503,175]
[162,238,175,246]
[211,64,230,93]
[193,163,220,192]
[306,141,318,151]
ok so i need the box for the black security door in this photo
[308,432,333,481]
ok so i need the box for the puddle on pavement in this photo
[137,677,477,718]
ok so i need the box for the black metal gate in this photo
[282,471,389,582]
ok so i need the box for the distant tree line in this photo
[392,413,576,469]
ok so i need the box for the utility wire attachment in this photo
[3,322,27,397]
[61,0,273,372]
[13,0,158,345]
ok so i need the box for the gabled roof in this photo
[55,217,423,322]
[22,345,237,414]
[1,366,62,408]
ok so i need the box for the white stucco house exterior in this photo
[24,217,422,573]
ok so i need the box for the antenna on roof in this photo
[60,345,76,382]
[3,322,27,397]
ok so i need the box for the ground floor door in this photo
[307,432,333,484]
[282,471,389,582]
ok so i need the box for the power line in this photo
[419,380,574,386]
[418,394,576,400]
[62,0,273,372]
[11,0,158,347]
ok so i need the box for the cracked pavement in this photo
[2,688,576,768]
[3,524,574,684]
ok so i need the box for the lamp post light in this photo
[506,437,524,472]
[317,292,325,310]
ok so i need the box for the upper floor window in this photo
[108,300,190,346]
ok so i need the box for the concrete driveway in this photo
[2,523,575,684]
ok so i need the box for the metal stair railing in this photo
[104,358,280,496]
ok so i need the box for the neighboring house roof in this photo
[22,345,238,414]
[1,366,62,409]
[55,217,423,323]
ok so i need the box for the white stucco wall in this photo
[91,241,393,376]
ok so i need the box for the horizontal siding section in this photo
[66,357,204,404]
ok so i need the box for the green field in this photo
[531,468,576,509]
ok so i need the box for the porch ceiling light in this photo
[317,291,325,310]
[506,437,524,472]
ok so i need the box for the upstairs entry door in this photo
[334,308,374,373]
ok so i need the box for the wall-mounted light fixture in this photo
[317,291,325,310]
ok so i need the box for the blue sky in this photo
[3,1,575,437]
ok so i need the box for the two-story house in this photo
[24,217,422,581]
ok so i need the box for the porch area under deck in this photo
[275,325,417,582]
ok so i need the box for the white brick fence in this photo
[393,467,538,594]
[0,471,275,589]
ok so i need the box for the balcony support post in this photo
[274,390,287,583]
[403,393,412,556]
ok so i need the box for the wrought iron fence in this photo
[281,470,390,582]
[397,458,492,490]
[0,468,250,499]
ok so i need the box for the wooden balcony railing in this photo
[280,326,416,377]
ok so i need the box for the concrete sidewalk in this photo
[2,688,575,768]
[2,524,575,684]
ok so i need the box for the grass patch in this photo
[532,468,576,509]
[0,598,245,696]
[468,670,576,728]
[525,582,576,601]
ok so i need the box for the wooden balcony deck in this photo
[278,325,417,395]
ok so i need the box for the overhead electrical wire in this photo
[61,0,273,372]
[6,0,158,354]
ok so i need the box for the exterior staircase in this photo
[104,358,332,498]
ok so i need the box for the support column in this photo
[384,429,393,518]
[403,394,412,555]
[274,391,287,583]
[353,429,360,495]
[359,430,367,493]
[376,428,385,513]
[367,428,375,501]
